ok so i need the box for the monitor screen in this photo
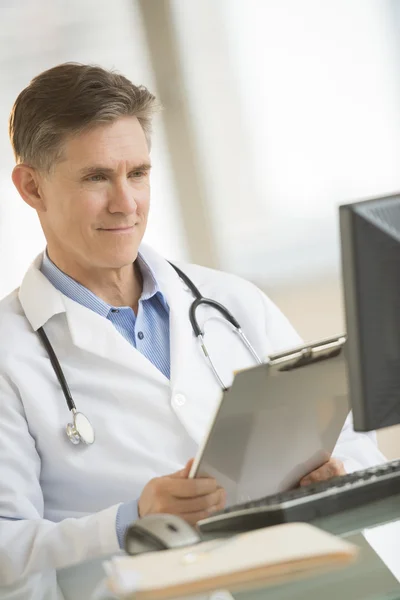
[340,193,400,431]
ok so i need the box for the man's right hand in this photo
[138,459,226,525]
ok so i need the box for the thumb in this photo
[170,458,194,479]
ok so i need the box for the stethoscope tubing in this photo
[36,262,262,444]
[37,326,76,412]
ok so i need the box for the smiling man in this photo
[0,63,386,585]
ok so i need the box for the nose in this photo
[108,180,138,215]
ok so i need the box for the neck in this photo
[46,249,143,313]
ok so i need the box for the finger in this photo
[313,459,345,479]
[299,475,314,487]
[184,458,194,476]
[169,458,194,479]
[167,476,219,498]
[300,459,346,487]
[171,488,224,514]
[180,494,226,526]
[300,466,327,487]
[329,458,346,476]
[219,487,227,509]
[301,467,328,487]
[180,510,214,526]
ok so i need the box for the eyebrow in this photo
[79,163,152,177]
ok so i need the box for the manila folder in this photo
[106,522,358,599]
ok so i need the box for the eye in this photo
[87,174,106,182]
[129,170,147,179]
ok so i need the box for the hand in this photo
[299,458,346,487]
[138,459,226,525]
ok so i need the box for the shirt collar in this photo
[40,250,169,316]
[137,253,168,310]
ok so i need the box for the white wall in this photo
[169,0,400,284]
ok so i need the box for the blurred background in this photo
[1,0,399,455]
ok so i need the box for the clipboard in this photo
[189,335,349,506]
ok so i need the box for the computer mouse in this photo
[124,514,202,555]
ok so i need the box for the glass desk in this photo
[235,492,400,600]
[1,494,400,600]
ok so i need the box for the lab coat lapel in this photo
[19,255,66,331]
[63,297,167,382]
[19,252,167,383]
[140,245,222,443]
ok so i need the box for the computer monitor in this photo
[340,193,400,432]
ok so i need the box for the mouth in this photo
[98,225,136,233]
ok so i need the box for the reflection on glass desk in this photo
[1,494,400,600]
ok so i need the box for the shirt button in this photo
[174,393,186,407]
[111,308,119,313]
[138,331,144,340]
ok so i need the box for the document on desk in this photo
[104,522,358,600]
[190,336,349,506]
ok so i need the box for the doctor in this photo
[0,63,385,585]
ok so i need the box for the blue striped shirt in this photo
[41,251,171,379]
[40,250,171,548]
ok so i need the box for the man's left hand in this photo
[299,458,346,487]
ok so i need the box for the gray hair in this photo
[9,62,160,172]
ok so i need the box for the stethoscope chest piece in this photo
[66,410,95,445]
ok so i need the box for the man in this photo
[0,63,385,585]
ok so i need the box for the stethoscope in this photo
[36,263,262,446]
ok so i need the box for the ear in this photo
[11,164,47,212]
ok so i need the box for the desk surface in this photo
[2,494,400,600]
[237,531,399,600]
[236,493,400,600]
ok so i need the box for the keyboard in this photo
[198,459,400,534]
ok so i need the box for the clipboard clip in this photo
[269,335,347,373]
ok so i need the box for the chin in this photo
[92,232,144,268]
[111,254,139,269]
[95,248,140,269]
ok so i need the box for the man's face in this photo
[37,116,151,271]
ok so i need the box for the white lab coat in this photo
[0,243,386,587]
